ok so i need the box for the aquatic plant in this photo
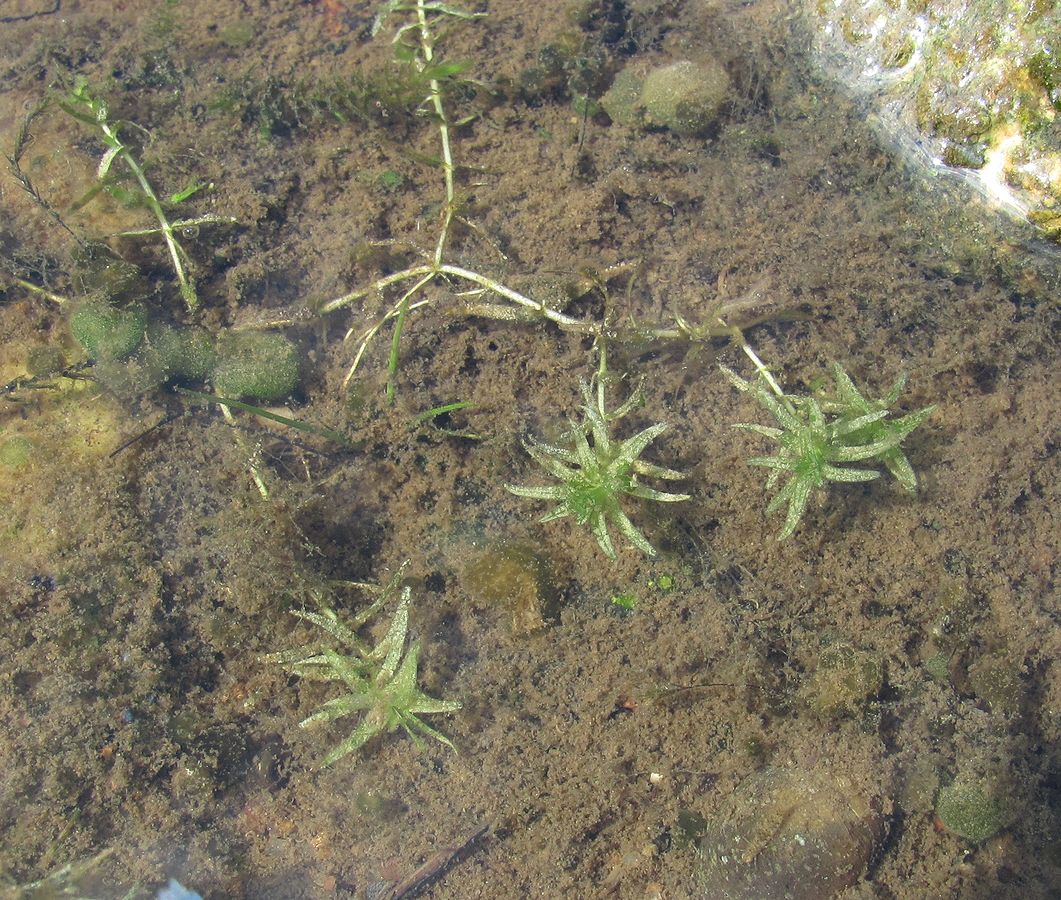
[264,566,461,767]
[317,0,763,399]
[212,66,427,140]
[815,364,935,492]
[505,370,689,559]
[2,848,126,897]
[722,351,934,540]
[57,76,235,311]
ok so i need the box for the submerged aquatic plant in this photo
[317,0,769,399]
[815,364,935,493]
[265,567,461,767]
[57,77,235,312]
[506,376,690,559]
[722,358,935,540]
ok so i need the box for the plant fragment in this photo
[58,76,235,312]
[318,0,769,399]
[722,358,935,540]
[506,377,689,559]
[264,565,460,767]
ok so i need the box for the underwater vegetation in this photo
[505,372,689,559]
[263,566,460,768]
[4,1,1049,898]
[602,57,731,137]
[1,0,940,802]
[723,356,934,540]
[56,76,237,312]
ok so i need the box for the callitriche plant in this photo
[55,76,236,312]
[506,349,689,559]
[317,0,772,399]
[263,565,461,767]
[722,345,935,540]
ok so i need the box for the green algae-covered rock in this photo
[146,324,219,384]
[68,300,147,360]
[641,59,729,137]
[212,332,300,401]
[600,66,645,127]
[936,778,1008,842]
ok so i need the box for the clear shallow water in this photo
[0,1,1057,897]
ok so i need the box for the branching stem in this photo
[321,0,783,397]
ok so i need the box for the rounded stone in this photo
[641,59,730,137]
[697,767,883,899]
[935,777,1007,843]
[212,332,300,402]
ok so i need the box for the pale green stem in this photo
[15,278,68,305]
[218,399,269,499]
[437,264,581,326]
[736,333,794,413]
[416,0,457,267]
[596,337,608,413]
[387,271,436,401]
[100,118,199,312]
[343,295,435,389]
[318,264,436,315]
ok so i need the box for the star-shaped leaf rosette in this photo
[722,360,934,540]
[264,565,461,767]
[506,377,690,559]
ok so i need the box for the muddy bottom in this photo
[0,1,1058,898]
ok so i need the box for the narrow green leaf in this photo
[167,180,206,204]
[176,387,353,446]
[422,60,472,80]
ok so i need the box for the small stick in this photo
[377,821,490,900]
[108,413,180,458]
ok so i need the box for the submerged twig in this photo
[108,413,181,458]
[375,822,491,900]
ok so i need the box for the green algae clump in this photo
[0,435,33,468]
[212,332,300,401]
[68,300,147,361]
[146,324,219,384]
[641,60,729,137]
[935,778,1008,843]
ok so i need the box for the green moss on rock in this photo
[936,778,1007,842]
[641,60,729,137]
[68,300,147,361]
[212,332,300,401]
[73,245,148,303]
[967,651,1023,715]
